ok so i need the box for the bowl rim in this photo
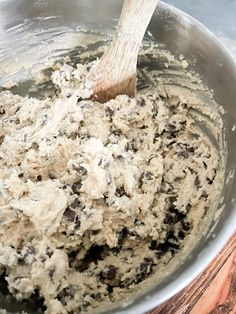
[0,1,235,314]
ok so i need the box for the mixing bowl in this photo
[0,1,236,313]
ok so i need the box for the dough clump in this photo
[0,51,223,313]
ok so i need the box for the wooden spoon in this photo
[87,0,158,103]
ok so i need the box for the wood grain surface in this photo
[149,233,236,314]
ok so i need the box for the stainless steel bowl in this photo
[0,1,236,313]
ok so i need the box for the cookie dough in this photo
[0,43,224,314]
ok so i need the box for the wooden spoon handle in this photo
[105,0,158,70]
[117,0,158,43]
[89,0,158,103]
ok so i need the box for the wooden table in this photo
[150,233,236,314]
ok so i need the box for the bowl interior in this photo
[0,1,236,313]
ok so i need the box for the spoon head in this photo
[92,75,136,103]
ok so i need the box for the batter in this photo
[0,44,224,314]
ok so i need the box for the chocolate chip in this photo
[149,240,157,250]
[98,158,110,168]
[113,129,122,136]
[140,257,154,276]
[155,242,171,258]
[182,221,191,231]
[63,208,76,222]
[194,175,201,189]
[36,175,42,182]
[164,214,175,225]
[188,167,196,174]
[166,230,177,241]
[41,256,47,263]
[167,140,176,148]
[125,139,138,153]
[48,268,55,279]
[179,121,187,130]
[169,196,177,206]
[169,243,180,254]
[186,203,192,212]
[168,206,186,221]
[92,229,100,235]
[192,133,200,139]
[117,227,129,245]
[174,176,182,182]
[18,173,24,178]
[178,150,189,159]
[68,251,77,266]
[23,289,46,312]
[143,171,153,180]
[46,247,53,258]
[91,292,102,300]
[31,142,39,150]
[57,284,76,302]
[178,230,185,239]
[75,217,81,229]
[105,107,114,117]
[167,123,177,132]
[71,181,82,194]
[0,135,4,145]
[70,198,82,209]
[130,230,138,237]
[164,214,179,225]
[137,97,146,107]
[120,257,154,288]
[115,186,128,197]
[151,230,181,258]
[169,132,177,139]
[134,219,144,226]
[72,164,87,176]
[107,285,113,293]
[201,191,209,199]
[77,245,109,271]
[168,210,186,223]
[204,206,209,214]
[188,147,195,153]
[101,265,117,280]
[207,178,213,185]
[153,133,160,144]
[161,182,174,194]
[116,155,124,161]
[139,171,153,187]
